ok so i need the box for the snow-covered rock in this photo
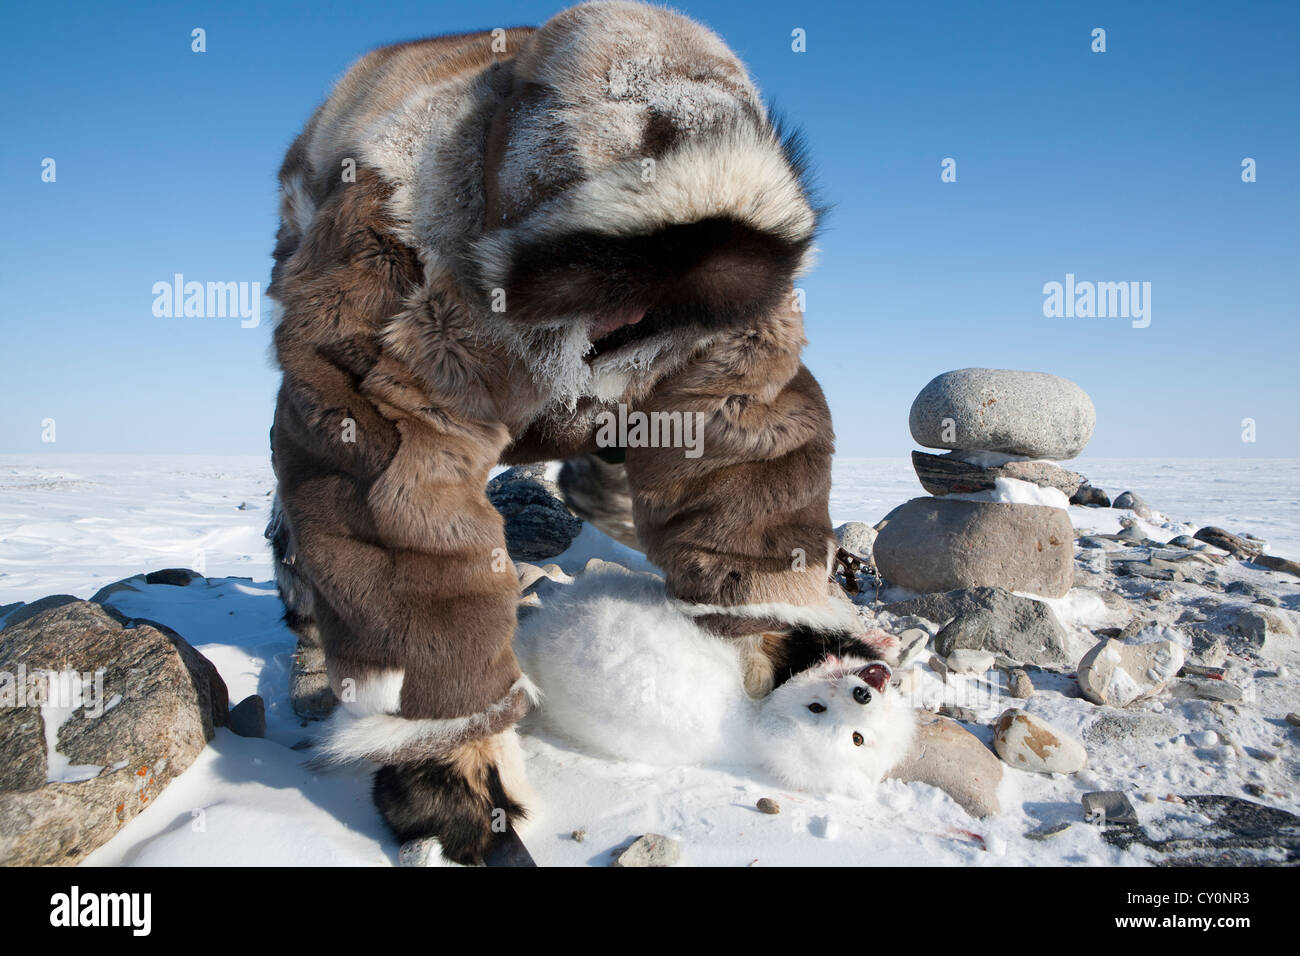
[1077,636,1184,707]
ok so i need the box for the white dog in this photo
[515,566,916,798]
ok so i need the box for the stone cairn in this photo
[874,368,1096,599]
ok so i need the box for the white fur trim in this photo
[670,597,861,633]
[280,171,317,238]
[314,674,541,764]
[472,124,815,289]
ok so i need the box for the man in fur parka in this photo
[267,0,884,864]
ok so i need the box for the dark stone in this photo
[1253,554,1300,578]
[144,568,202,587]
[487,465,583,561]
[228,695,267,738]
[1194,527,1262,559]
[910,450,1084,498]
[1070,484,1111,508]
[1103,795,1300,865]
[1083,791,1139,826]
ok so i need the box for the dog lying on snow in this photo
[265,0,892,864]
[515,567,917,800]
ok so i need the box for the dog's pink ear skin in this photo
[859,663,892,692]
[859,628,901,665]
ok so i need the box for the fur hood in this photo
[285,2,819,406]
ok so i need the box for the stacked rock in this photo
[875,368,1096,600]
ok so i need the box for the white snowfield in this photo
[1,454,1297,867]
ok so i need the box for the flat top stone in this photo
[909,368,1096,460]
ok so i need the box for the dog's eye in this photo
[852,732,865,747]
[807,702,826,714]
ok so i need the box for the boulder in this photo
[874,498,1074,598]
[1076,636,1184,707]
[834,522,877,562]
[0,601,227,865]
[910,451,1085,498]
[1194,527,1262,559]
[888,711,1003,817]
[487,465,583,561]
[1111,491,1152,519]
[908,368,1096,460]
[1070,484,1111,508]
[922,589,1071,666]
[993,709,1088,774]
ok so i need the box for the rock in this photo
[833,522,877,561]
[0,601,227,865]
[1084,710,1179,745]
[932,596,1071,667]
[1102,794,1300,864]
[1286,713,1300,727]
[927,654,950,682]
[1070,485,1111,507]
[874,498,1074,598]
[1205,604,1297,656]
[1076,637,1185,707]
[888,711,1003,817]
[571,829,587,842]
[993,709,1088,774]
[487,465,583,561]
[289,630,338,721]
[756,797,781,815]
[910,451,1085,498]
[945,649,996,675]
[1111,491,1152,519]
[1244,783,1267,798]
[1194,527,1262,559]
[1007,668,1035,699]
[1025,821,1073,841]
[938,704,979,723]
[88,576,145,605]
[908,368,1096,459]
[1170,678,1244,703]
[1225,580,1271,601]
[144,568,202,587]
[1083,791,1139,826]
[895,628,930,668]
[612,833,680,867]
[228,694,266,738]
[0,595,82,630]
[1254,554,1300,578]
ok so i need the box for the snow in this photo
[2,453,1298,867]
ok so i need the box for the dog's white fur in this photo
[514,567,915,798]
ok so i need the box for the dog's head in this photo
[754,654,915,798]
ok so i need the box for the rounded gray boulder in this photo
[909,368,1096,460]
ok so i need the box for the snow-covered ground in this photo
[1,454,1297,866]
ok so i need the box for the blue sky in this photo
[2,0,1297,458]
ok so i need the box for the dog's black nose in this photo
[853,685,872,705]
